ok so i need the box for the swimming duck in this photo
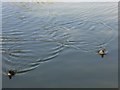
[7,70,16,79]
[98,48,106,58]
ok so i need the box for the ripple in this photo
[58,20,116,52]
[2,2,116,77]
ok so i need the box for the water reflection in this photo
[2,2,116,78]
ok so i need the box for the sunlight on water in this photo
[2,2,118,88]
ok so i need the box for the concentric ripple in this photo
[2,2,116,76]
[58,20,116,52]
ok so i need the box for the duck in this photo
[7,70,16,79]
[98,48,106,58]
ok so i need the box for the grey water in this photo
[2,2,118,88]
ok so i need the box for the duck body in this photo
[7,70,16,79]
[98,48,106,58]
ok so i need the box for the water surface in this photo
[2,2,118,88]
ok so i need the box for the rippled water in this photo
[2,2,118,88]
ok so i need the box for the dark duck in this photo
[7,70,16,79]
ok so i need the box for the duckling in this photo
[7,70,16,79]
[98,48,106,58]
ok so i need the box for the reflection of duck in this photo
[98,48,106,58]
[7,70,16,79]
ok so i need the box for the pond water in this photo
[2,2,118,88]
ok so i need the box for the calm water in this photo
[2,2,118,88]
